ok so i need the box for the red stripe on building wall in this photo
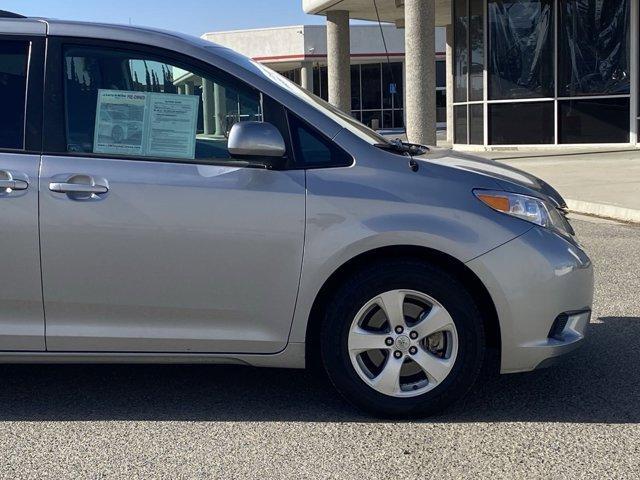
[253,52,446,62]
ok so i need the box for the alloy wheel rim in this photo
[347,289,458,398]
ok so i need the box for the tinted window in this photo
[383,62,403,109]
[391,62,404,108]
[559,98,630,143]
[393,110,404,129]
[361,63,382,110]
[469,104,484,144]
[351,65,361,111]
[289,115,352,168]
[489,102,554,144]
[454,105,468,144]
[488,0,554,99]
[469,0,485,101]
[319,66,329,101]
[436,60,446,88]
[63,45,274,163]
[436,90,447,123]
[362,110,383,130]
[0,40,29,150]
[559,0,630,96]
[454,0,469,102]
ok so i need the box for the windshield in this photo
[204,45,390,146]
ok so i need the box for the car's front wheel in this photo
[320,259,485,417]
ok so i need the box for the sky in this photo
[1,0,342,36]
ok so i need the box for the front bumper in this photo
[467,227,594,374]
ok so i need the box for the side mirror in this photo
[228,122,286,166]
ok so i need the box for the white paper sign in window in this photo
[145,94,199,159]
[93,90,147,156]
[93,89,200,160]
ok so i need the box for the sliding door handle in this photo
[49,182,109,194]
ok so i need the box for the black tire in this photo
[320,259,485,418]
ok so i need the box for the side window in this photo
[63,46,268,163]
[0,40,29,150]
[289,114,352,168]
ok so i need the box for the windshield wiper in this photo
[375,139,429,156]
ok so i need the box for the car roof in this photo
[0,16,224,52]
[0,15,348,142]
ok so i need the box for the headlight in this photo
[474,189,574,237]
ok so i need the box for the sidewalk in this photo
[473,148,640,223]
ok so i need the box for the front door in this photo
[39,39,305,353]
[0,36,45,351]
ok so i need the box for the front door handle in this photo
[0,170,29,191]
[0,179,29,190]
[49,182,109,194]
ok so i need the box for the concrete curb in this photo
[566,199,640,224]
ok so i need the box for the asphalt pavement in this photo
[0,217,638,479]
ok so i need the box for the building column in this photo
[326,10,351,114]
[405,0,436,145]
[301,61,314,92]
[202,79,215,135]
[445,24,454,145]
[184,82,194,96]
[213,83,227,137]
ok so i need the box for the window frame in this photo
[43,36,295,169]
[0,35,44,154]
[286,111,354,169]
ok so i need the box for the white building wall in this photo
[202,26,307,61]
[202,25,446,64]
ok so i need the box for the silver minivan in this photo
[0,13,593,417]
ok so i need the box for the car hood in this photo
[415,148,567,209]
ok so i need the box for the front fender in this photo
[288,162,532,344]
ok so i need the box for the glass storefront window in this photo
[383,110,393,130]
[391,62,404,108]
[469,104,484,144]
[488,0,554,99]
[559,0,630,97]
[382,64,396,109]
[455,105,468,143]
[436,90,447,123]
[361,63,382,110]
[559,98,630,143]
[393,110,405,129]
[436,60,446,88]
[381,63,402,110]
[469,0,485,101]
[362,110,383,130]
[351,65,361,112]
[489,101,554,144]
[312,62,405,131]
[454,0,469,102]
[320,66,328,101]
[454,0,484,142]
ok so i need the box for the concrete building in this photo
[202,25,447,132]
[303,0,639,150]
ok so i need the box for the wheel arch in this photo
[305,245,501,372]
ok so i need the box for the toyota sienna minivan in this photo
[0,12,593,417]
